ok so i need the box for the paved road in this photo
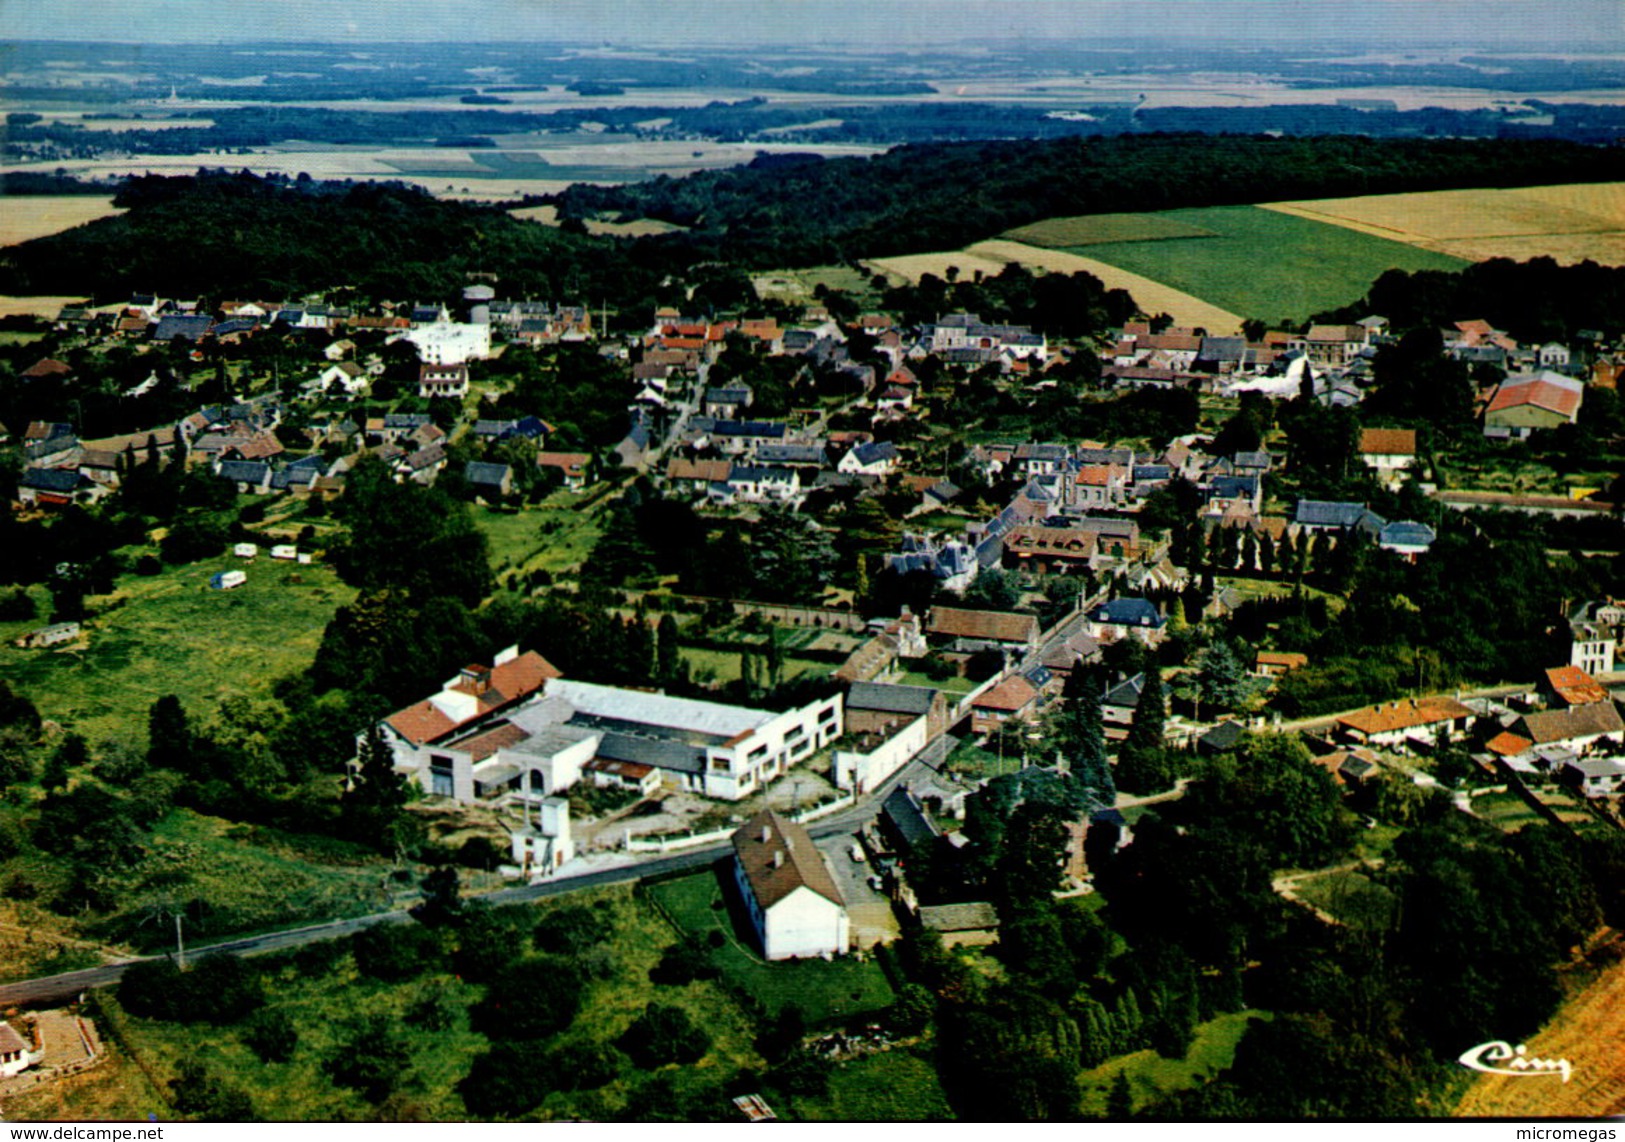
[0,742,942,1009]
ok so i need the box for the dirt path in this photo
[1454,948,1625,1118]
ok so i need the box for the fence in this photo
[791,790,856,824]
[625,826,734,854]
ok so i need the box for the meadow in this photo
[1077,1010,1270,1115]
[472,494,605,582]
[1051,206,1467,324]
[0,558,355,745]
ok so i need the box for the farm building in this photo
[730,810,849,961]
[0,1021,39,1077]
[1484,370,1584,436]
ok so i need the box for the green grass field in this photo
[788,1048,954,1121]
[0,557,356,743]
[1055,205,1468,323]
[1004,212,1218,248]
[646,868,895,1025]
[471,494,604,581]
[1078,1009,1270,1115]
[753,265,878,304]
[1290,869,1398,930]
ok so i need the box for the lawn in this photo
[471,494,604,581]
[787,1048,954,1121]
[0,557,355,744]
[1290,869,1398,930]
[1471,790,1547,832]
[753,265,878,304]
[0,1036,169,1122]
[891,669,977,696]
[1063,205,1467,323]
[944,738,1021,780]
[60,886,764,1122]
[1078,1009,1270,1115]
[678,646,826,688]
[645,867,895,1026]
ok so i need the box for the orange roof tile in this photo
[1544,665,1610,707]
[974,675,1040,712]
[1486,731,1534,757]
[1359,427,1417,456]
[1487,380,1581,419]
[1337,696,1473,736]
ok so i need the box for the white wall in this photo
[763,885,849,960]
[833,713,929,794]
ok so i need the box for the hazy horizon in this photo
[4,0,1623,49]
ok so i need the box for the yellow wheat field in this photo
[0,196,125,246]
[1263,182,1625,266]
[868,239,1244,334]
[1454,951,1625,1118]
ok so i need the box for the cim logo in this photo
[1458,1040,1573,1083]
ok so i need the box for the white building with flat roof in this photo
[395,321,492,365]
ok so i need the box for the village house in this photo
[838,440,899,477]
[926,606,1041,655]
[418,362,470,399]
[537,452,592,490]
[1336,696,1475,748]
[1510,702,1625,752]
[1085,597,1167,646]
[971,674,1042,735]
[1358,427,1419,488]
[0,1021,39,1078]
[1568,600,1623,676]
[1101,673,1165,741]
[1254,650,1309,678]
[1558,757,1625,799]
[464,460,514,499]
[318,360,369,397]
[843,681,949,739]
[731,810,849,961]
[1484,370,1584,437]
[1543,665,1611,708]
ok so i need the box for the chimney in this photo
[773,849,784,869]
[760,825,772,844]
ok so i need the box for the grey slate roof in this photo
[1090,598,1165,629]
[464,460,512,488]
[22,468,81,493]
[593,731,705,776]
[846,681,937,716]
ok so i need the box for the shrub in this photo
[648,938,718,986]
[0,588,36,622]
[616,1003,711,1068]
[471,959,583,1041]
[459,1043,555,1119]
[242,1008,298,1063]
[351,921,442,982]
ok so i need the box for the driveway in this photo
[816,833,899,950]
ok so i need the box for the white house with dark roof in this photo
[0,1020,40,1077]
[731,810,848,960]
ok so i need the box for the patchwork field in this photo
[0,196,125,246]
[1454,950,1625,1119]
[1036,206,1467,324]
[1263,182,1625,266]
[867,240,1244,334]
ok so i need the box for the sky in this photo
[3,0,1622,47]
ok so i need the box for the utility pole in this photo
[174,911,186,970]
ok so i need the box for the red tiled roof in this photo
[973,675,1040,712]
[1255,651,1308,670]
[1338,696,1473,736]
[387,700,458,745]
[1486,731,1534,757]
[451,721,530,762]
[21,358,71,379]
[1487,379,1581,419]
[1544,665,1610,707]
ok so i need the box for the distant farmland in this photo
[0,195,124,246]
[1262,181,1625,266]
[1023,205,1468,324]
